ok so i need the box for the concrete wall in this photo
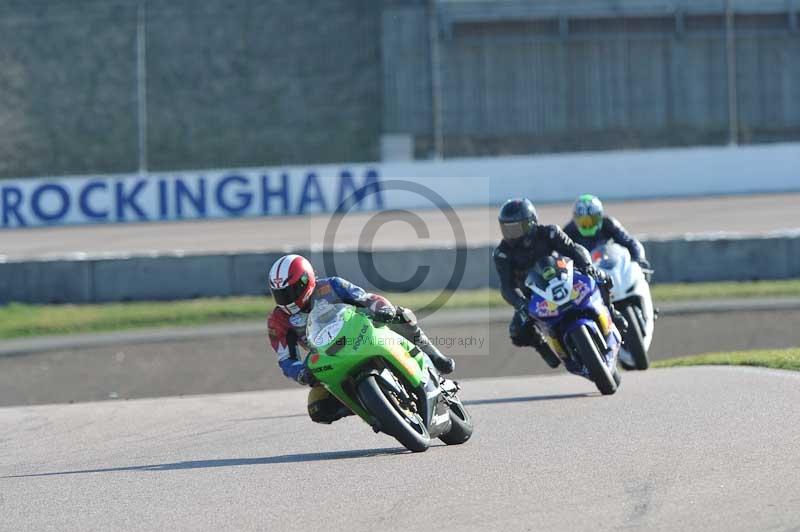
[2,233,799,304]
[2,0,799,178]
[0,0,381,178]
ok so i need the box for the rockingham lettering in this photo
[31,183,70,222]
[2,186,25,226]
[115,180,148,221]
[79,181,109,221]
[0,170,383,228]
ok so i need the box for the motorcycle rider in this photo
[494,198,627,369]
[266,254,456,425]
[564,194,650,272]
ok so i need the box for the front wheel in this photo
[439,399,474,446]
[567,326,618,396]
[357,375,431,453]
[622,305,649,370]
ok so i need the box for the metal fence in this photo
[384,0,800,158]
[0,0,381,179]
[1,0,798,178]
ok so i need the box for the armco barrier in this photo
[644,233,800,283]
[91,255,234,302]
[0,259,92,304]
[1,234,799,304]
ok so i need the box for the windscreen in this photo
[307,302,349,348]
[525,256,567,291]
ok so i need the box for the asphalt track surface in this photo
[3,194,798,531]
[2,368,799,532]
[2,301,800,407]
[2,193,799,259]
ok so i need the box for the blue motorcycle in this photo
[525,255,622,395]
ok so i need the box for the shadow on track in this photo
[230,413,309,422]
[6,447,410,479]
[464,392,594,407]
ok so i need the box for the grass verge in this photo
[1,279,799,340]
[653,348,800,372]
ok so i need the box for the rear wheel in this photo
[357,375,431,453]
[622,305,649,370]
[568,326,618,396]
[439,399,474,446]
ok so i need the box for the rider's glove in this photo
[636,258,653,282]
[297,367,317,387]
[395,306,418,326]
[584,265,601,280]
[586,266,613,289]
[369,299,397,323]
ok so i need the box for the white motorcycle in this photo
[591,243,655,370]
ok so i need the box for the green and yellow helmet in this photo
[573,194,604,237]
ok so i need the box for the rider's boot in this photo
[389,309,455,375]
[511,311,560,369]
[610,304,629,334]
[598,278,629,334]
[532,331,561,369]
[417,331,456,375]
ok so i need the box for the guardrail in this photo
[2,233,799,304]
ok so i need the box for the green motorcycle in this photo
[305,302,473,453]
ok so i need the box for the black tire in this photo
[439,399,474,446]
[568,326,618,396]
[622,305,650,371]
[357,375,431,453]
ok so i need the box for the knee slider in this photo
[308,401,336,424]
[511,335,527,347]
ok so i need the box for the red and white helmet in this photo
[268,254,316,314]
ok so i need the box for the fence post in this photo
[428,0,444,159]
[725,0,739,145]
[136,0,149,173]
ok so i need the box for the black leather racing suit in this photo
[493,224,594,357]
[563,216,646,262]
